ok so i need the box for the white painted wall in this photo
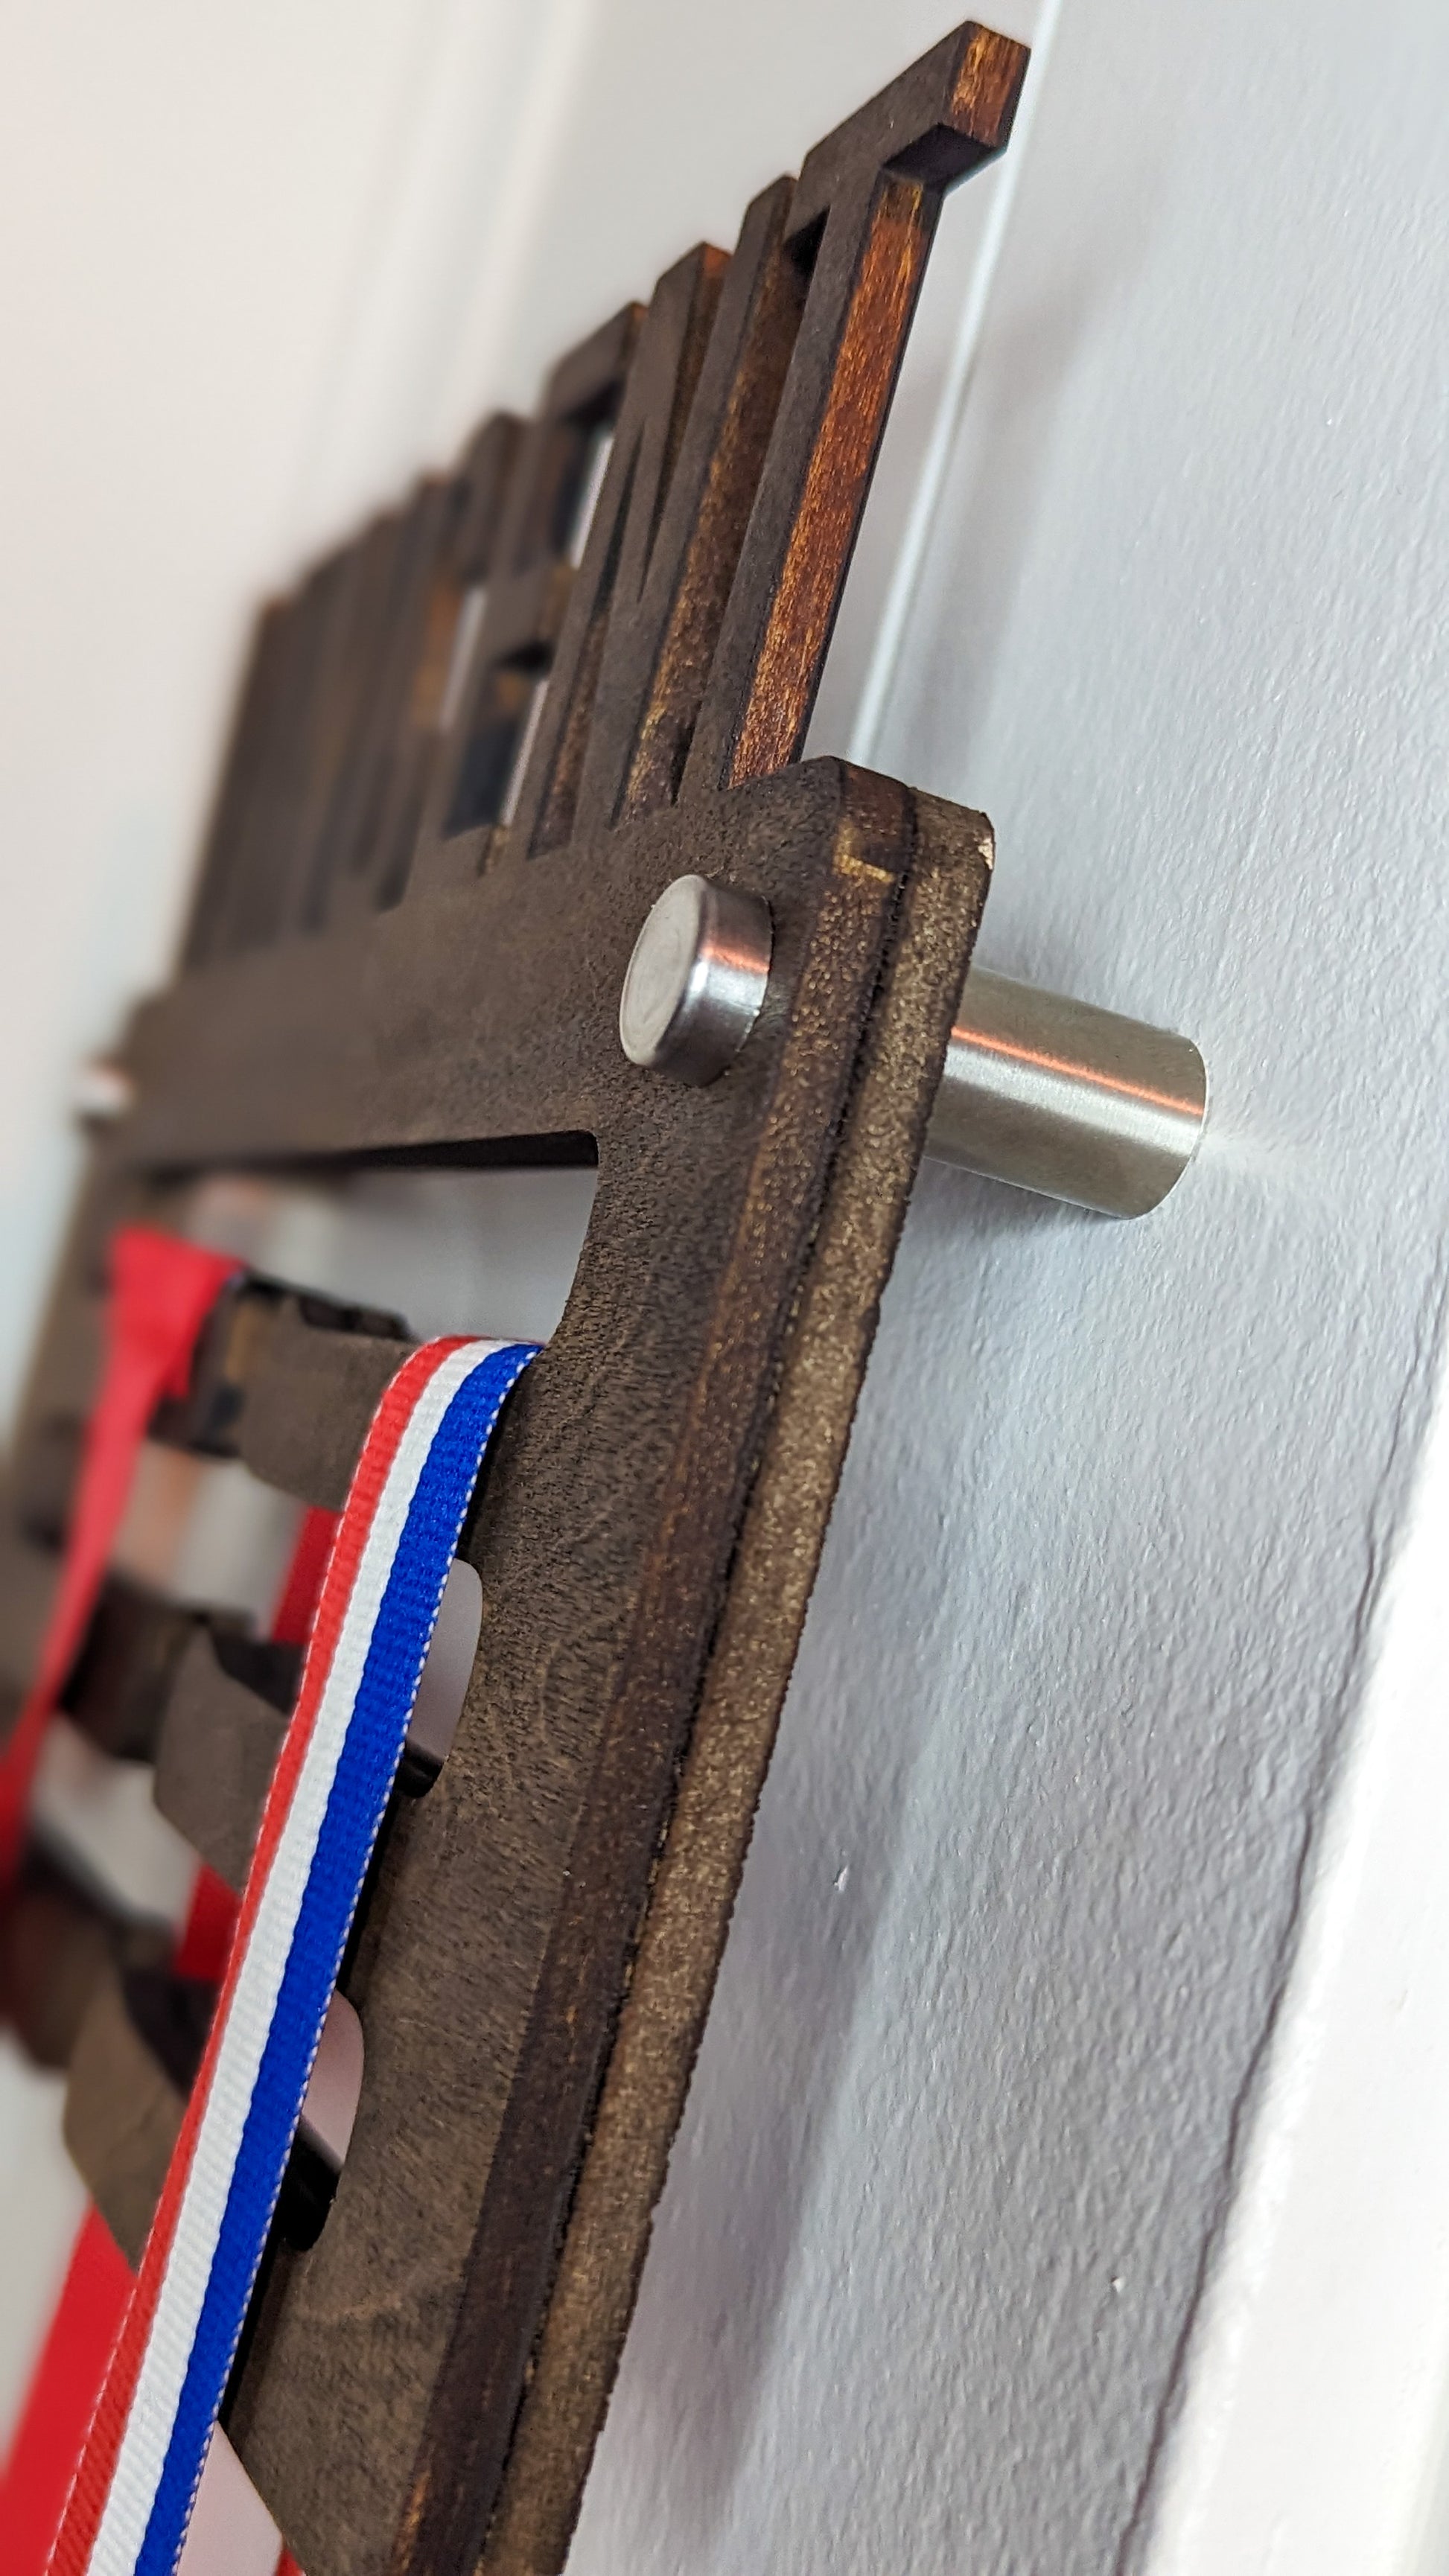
[0,0,591,1444]
[4,1,1449,2570]
[532,4,1449,2572]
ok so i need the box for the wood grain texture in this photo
[408,311,640,899]
[173,760,992,2576]
[0,24,1028,2569]
[684,21,1028,798]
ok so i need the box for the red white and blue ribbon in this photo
[51,1333,539,2576]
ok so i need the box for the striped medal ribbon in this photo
[51,1333,541,2576]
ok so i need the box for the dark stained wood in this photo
[232,1298,415,1515]
[64,1962,188,2266]
[182,599,294,972]
[285,510,411,937]
[0,27,1027,2573]
[60,1575,212,1763]
[0,1850,166,2070]
[684,22,1027,797]
[151,1278,407,1464]
[407,309,640,896]
[182,758,994,2576]
[342,418,524,916]
[507,243,730,856]
[477,792,990,2574]
[0,1534,62,1709]
[153,1627,290,1895]
[222,555,344,958]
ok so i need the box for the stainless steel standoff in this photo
[618,876,1207,1217]
[926,969,1206,1217]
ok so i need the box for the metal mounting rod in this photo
[620,873,1208,1217]
[927,969,1206,1217]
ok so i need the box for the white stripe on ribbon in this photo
[90,1339,504,2573]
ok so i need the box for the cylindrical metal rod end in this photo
[71,1058,136,1126]
[927,969,1207,1218]
[620,874,773,1086]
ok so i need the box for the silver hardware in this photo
[928,969,1206,1217]
[72,1059,136,1125]
[620,876,1207,1217]
[618,874,773,1085]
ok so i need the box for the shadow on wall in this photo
[574,1164,1088,2547]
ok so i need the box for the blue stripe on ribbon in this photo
[136,1339,538,2576]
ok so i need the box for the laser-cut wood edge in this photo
[0,26,1030,2570]
[477,791,990,2576]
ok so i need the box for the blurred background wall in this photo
[5,4,1449,2575]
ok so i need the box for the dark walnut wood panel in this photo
[159,761,993,2575]
[0,24,1026,2575]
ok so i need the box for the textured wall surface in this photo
[3,0,1449,2567]
[559,1,1449,2571]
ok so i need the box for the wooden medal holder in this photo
[0,26,1027,2574]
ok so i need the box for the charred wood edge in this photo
[409,307,640,893]
[0,22,1027,2568]
[480,794,991,2573]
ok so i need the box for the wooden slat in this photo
[0,1851,159,2069]
[60,1575,208,1762]
[153,1627,290,1895]
[63,1962,193,2266]
[0,28,1028,2570]
[683,22,1026,797]
[233,1298,415,1513]
[0,1534,62,1703]
[150,1278,408,1483]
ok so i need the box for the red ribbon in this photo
[0,1226,240,1890]
[0,2213,131,2576]
[0,1229,337,2570]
